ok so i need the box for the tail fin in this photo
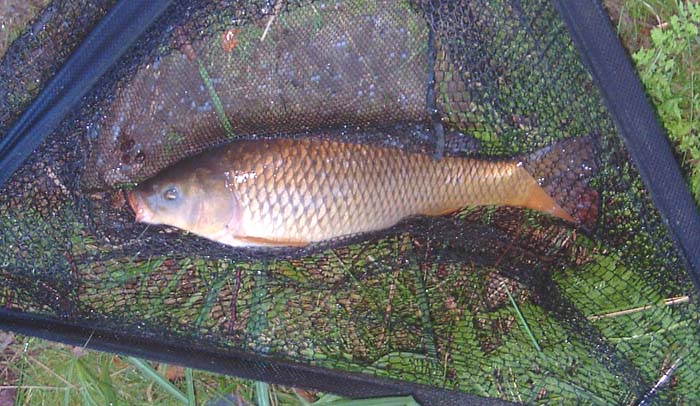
[522,136,600,230]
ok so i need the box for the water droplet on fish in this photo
[197,101,212,113]
[86,123,100,140]
[111,124,121,140]
[135,151,145,163]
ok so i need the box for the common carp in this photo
[127,137,598,247]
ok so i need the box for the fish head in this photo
[127,163,240,238]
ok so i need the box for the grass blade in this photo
[74,359,100,406]
[63,358,76,406]
[196,60,234,138]
[13,337,31,406]
[125,357,188,404]
[411,257,438,358]
[185,368,195,406]
[312,393,344,403]
[248,263,271,352]
[195,273,228,329]
[312,395,420,406]
[255,381,270,406]
[99,357,118,405]
[505,286,542,353]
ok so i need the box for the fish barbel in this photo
[127,137,597,247]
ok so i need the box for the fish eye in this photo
[163,187,179,201]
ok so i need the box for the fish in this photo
[127,136,598,247]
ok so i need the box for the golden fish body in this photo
[128,137,596,247]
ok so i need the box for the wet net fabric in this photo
[1,0,699,404]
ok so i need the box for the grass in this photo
[1,0,700,405]
[0,332,425,405]
[631,3,700,203]
[604,0,700,203]
[1,334,333,405]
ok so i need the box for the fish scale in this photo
[232,139,524,243]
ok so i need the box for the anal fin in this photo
[235,235,309,247]
[522,178,575,223]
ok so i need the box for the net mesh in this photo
[1,0,699,404]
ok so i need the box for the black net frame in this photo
[0,0,699,405]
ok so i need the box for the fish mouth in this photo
[127,191,149,223]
